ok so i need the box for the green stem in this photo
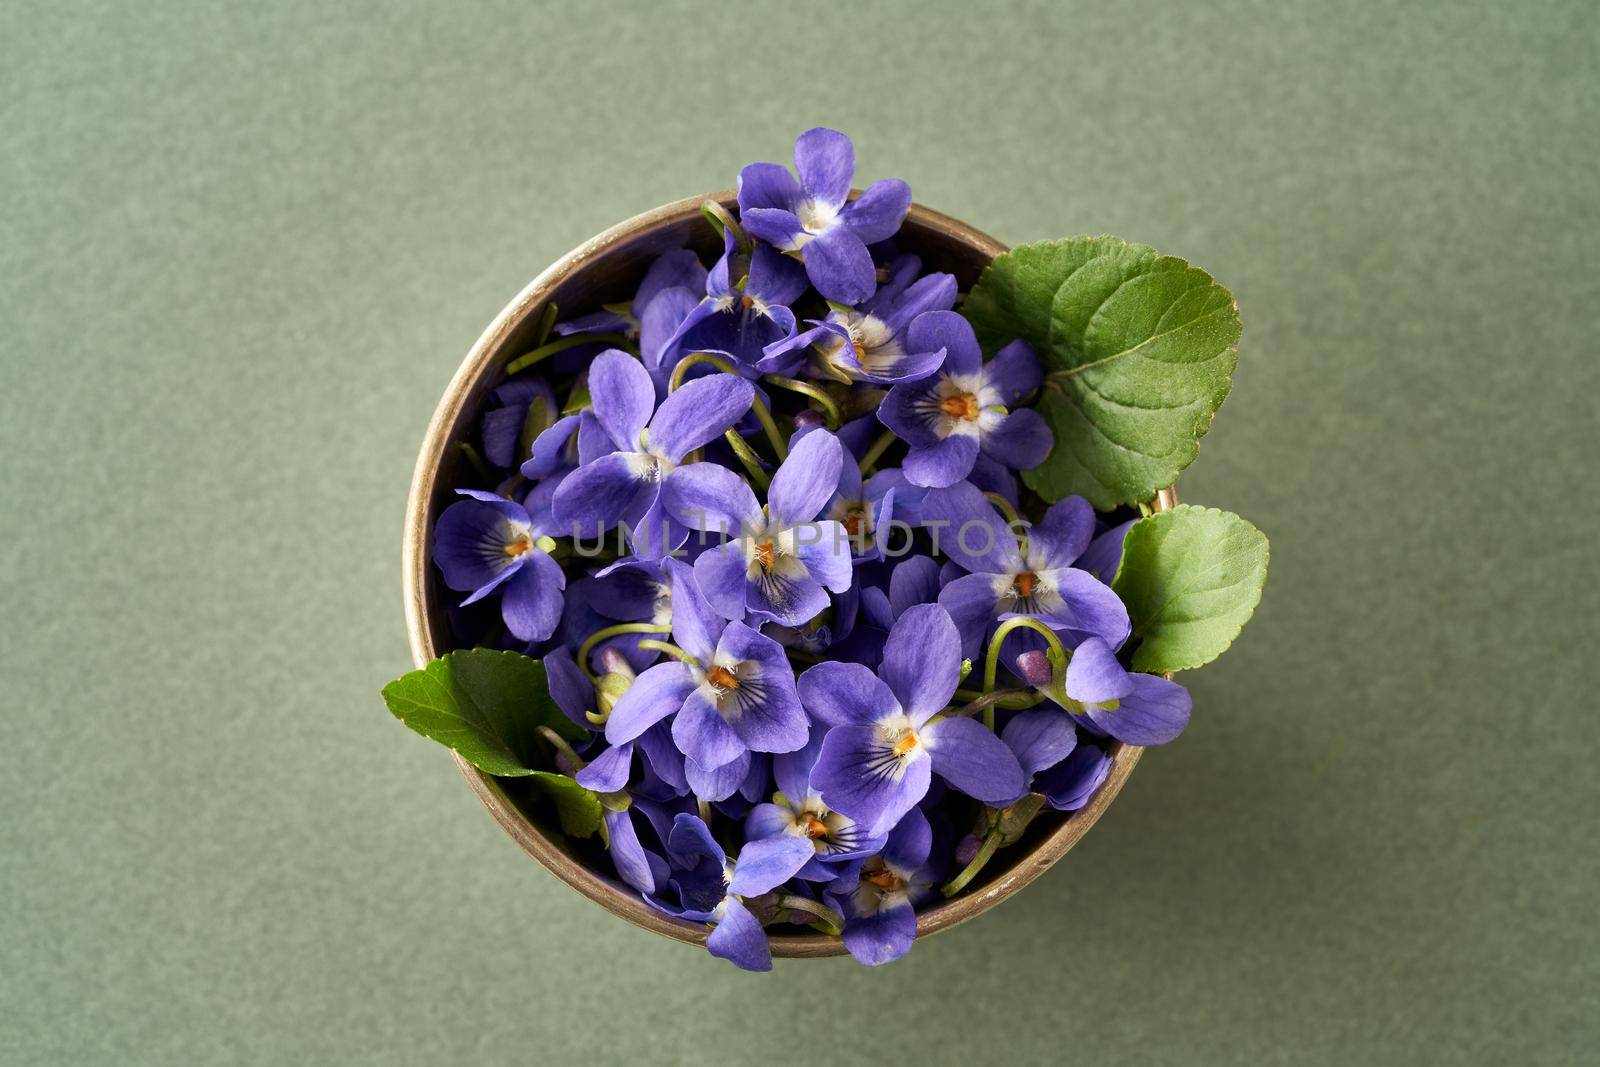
[577,622,671,681]
[457,441,492,484]
[723,429,771,490]
[536,726,583,772]
[981,616,1069,729]
[942,817,1003,897]
[774,895,845,935]
[856,428,898,475]
[634,639,702,669]
[945,688,1040,718]
[762,374,842,431]
[505,332,634,376]
[532,302,559,347]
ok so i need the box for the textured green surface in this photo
[2,1,1595,1063]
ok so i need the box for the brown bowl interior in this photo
[402,191,1159,957]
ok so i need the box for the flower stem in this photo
[723,429,771,490]
[536,725,584,773]
[505,331,633,376]
[532,301,559,347]
[942,815,1003,897]
[762,374,842,431]
[577,622,671,681]
[856,429,898,475]
[945,688,1040,718]
[633,639,701,669]
[981,616,1069,729]
[774,894,845,935]
[457,441,492,484]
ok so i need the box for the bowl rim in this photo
[402,190,1173,957]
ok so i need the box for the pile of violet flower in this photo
[387,128,1267,970]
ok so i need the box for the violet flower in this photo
[756,269,956,384]
[663,230,808,372]
[432,487,565,643]
[551,351,754,558]
[662,813,814,971]
[603,559,808,771]
[1059,636,1193,745]
[804,604,1025,834]
[879,312,1052,488]
[744,731,886,880]
[663,429,854,627]
[737,127,912,305]
[923,481,1130,659]
[824,807,935,966]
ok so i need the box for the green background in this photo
[3,1,1594,1062]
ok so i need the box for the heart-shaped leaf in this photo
[1111,505,1269,673]
[528,771,604,838]
[382,648,586,776]
[964,237,1240,509]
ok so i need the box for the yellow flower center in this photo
[503,535,532,558]
[705,665,739,690]
[939,392,980,420]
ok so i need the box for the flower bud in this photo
[1014,650,1054,688]
[793,408,825,431]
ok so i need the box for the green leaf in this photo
[528,771,603,838]
[963,237,1240,509]
[1111,505,1269,673]
[381,648,586,776]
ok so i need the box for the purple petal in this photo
[521,414,580,480]
[575,409,615,465]
[737,162,802,213]
[774,729,824,803]
[1000,709,1078,779]
[882,805,933,874]
[745,563,828,628]
[624,494,688,561]
[842,897,916,967]
[906,311,982,377]
[922,716,1027,804]
[686,750,750,801]
[648,373,755,463]
[936,571,1004,661]
[796,521,854,594]
[1077,519,1135,585]
[813,725,931,835]
[1063,636,1132,704]
[662,461,761,535]
[983,339,1043,406]
[542,648,593,729]
[875,272,959,335]
[729,833,814,897]
[639,286,702,370]
[604,661,694,744]
[747,243,809,307]
[690,542,750,621]
[803,225,876,305]
[1040,567,1133,649]
[768,427,844,526]
[793,127,853,210]
[797,661,898,726]
[1038,742,1112,810]
[904,433,981,489]
[880,604,962,725]
[867,469,928,527]
[604,808,659,894]
[980,409,1052,472]
[1087,673,1192,745]
[888,555,942,617]
[707,896,771,972]
[432,496,529,595]
[662,557,722,663]
[673,691,746,768]
[840,178,911,245]
[745,801,792,842]
[500,550,565,642]
[551,452,655,539]
[877,381,945,448]
[714,622,810,753]
[587,350,655,452]
[741,207,806,249]
[921,481,1023,573]
[576,741,632,792]
[637,721,688,794]
[1027,496,1096,570]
